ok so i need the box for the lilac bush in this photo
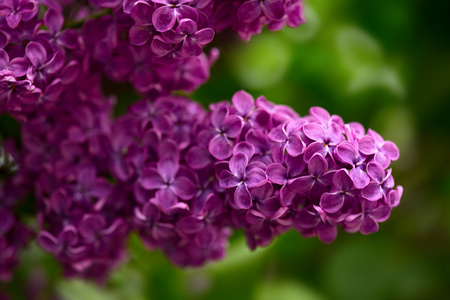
[0,0,403,284]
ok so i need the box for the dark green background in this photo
[2,0,450,299]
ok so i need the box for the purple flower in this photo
[141,157,196,211]
[129,1,156,46]
[268,120,305,163]
[334,141,370,189]
[320,169,359,214]
[205,104,243,160]
[0,0,38,29]
[358,129,400,168]
[219,152,267,209]
[294,205,338,243]
[361,162,394,202]
[0,48,29,77]
[237,0,285,23]
[152,0,199,32]
[302,121,344,162]
[344,200,391,235]
[245,182,287,223]
[162,18,214,56]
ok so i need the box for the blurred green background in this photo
[2,0,450,299]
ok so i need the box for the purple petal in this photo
[178,216,204,234]
[157,158,179,182]
[141,167,164,190]
[8,57,29,77]
[294,209,320,229]
[246,210,265,224]
[280,184,295,206]
[246,168,267,188]
[195,225,216,248]
[79,214,106,239]
[186,146,211,169]
[171,177,196,200]
[237,0,262,22]
[223,115,243,138]
[0,209,14,235]
[285,154,307,177]
[161,29,184,44]
[38,231,59,253]
[366,161,385,183]
[181,37,203,56]
[232,90,254,116]
[361,183,382,201]
[153,6,177,32]
[349,167,370,189]
[268,125,286,143]
[381,141,399,161]
[261,0,285,20]
[176,5,199,23]
[288,176,314,195]
[317,223,337,243]
[286,133,304,157]
[304,142,327,162]
[369,206,391,222]
[90,178,111,198]
[130,1,155,24]
[151,36,173,56]
[44,8,63,34]
[177,18,197,35]
[266,163,287,184]
[302,123,326,142]
[229,152,247,178]
[155,188,178,211]
[233,142,255,160]
[332,169,354,191]
[25,41,47,67]
[209,135,233,160]
[219,170,240,189]
[335,142,357,165]
[360,216,379,235]
[308,153,328,177]
[129,25,152,46]
[358,136,377,155]
[6,13,21,29]
[192,27,214,45]
[234,184,252,209]
[309,106,331,125]
[320,192,344,213]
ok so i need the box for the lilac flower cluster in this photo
[182,91,403,247]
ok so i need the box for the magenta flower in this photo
[320,169,358,213]
[358,129,400,168]
[219,152,267,209]
[162,18,214,56]
[152,0,199,32]
[361,162,394,201]
[0,0,37,29]
[237,0,285,23]
[141,157,196,211]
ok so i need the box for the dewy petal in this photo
[219,170,240,189]
[232,90,254,116]
[209,135,233,160]
[361,182,382,201]
[266,163,287,184]
[171,177,196,200]
[25,41,47,67]
[237,0,262,22]
[308,153,328,177]
[234,184,252,209]
[229,152,248,178]
[141,167,165,190]
[320,192,344,213]
[152,6,177,32]
[245,168,267,188]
